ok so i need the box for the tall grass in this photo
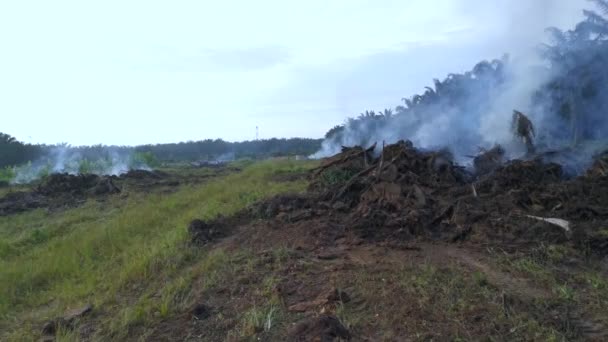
[0,160,314,339]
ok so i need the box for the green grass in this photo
[488,246,608,339]
[337,261,569,340]
[0,160,314,340]
[230,250,290,339]
[239,304,281,336]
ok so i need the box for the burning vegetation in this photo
[302,138,608,254]
[315,1,608,174]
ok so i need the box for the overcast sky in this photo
[0,0,585,146]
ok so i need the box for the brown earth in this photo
[144,208,607,341]
[34,142,608,340]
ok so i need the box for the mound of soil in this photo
[473,145,505,175]
[36,173,121,196]
[261,140,608,255]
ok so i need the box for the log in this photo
[526,215,571,236]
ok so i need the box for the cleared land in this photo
[1,156,607,341]
[0,161,311,341]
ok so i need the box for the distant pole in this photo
[256,126,259,141]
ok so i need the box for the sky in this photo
[0,0,585,146]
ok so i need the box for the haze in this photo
[0,0,584,146]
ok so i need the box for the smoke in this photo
[313,57,546,160]
[313,2,608,172]
[11,146,152,184]
[215,152,236,163]
[478,57,551,156]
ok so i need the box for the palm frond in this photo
[589,0,608,15]
[395,105,406,113]
[583,10,608,31]
[576,20,608,37]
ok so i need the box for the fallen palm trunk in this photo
[525,215,572,236]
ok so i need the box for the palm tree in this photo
[0,133,17,144]
[381,108,393,119]
[541,0,608,145]
[578,0,608,37]
[401,97,413,109]
[472,60,493,79]
[411,95,423,106]
[432,79,444,97]
[358,110,377,119]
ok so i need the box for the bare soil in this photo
[34,143,608,340]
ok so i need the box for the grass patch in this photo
[0,160,313,340]
[240,304,281,336]
[489,246,608,339]
[339,261,567,340]
[233,273,285,339]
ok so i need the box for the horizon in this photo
[6,136,323,148]
[1,0,584,146]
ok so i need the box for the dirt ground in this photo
[131,142,608,341]
[33,143,608,340]
[143,209,608,341]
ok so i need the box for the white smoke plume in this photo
[11,146,152,184]
[313,1,607,173]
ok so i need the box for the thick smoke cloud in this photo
[313,1,607,174]
[313,58,551,160]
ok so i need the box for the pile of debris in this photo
[299,140,608,254]
[586,151,608,178]
[0,169,175,216]
[36,173,120,196]
[471,145,505,175]
[0,174,121,216]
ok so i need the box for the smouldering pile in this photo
[304,140,608,254]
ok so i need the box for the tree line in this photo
[0,135,322,169]
[135,138,322,162]
[0,133,43,168]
